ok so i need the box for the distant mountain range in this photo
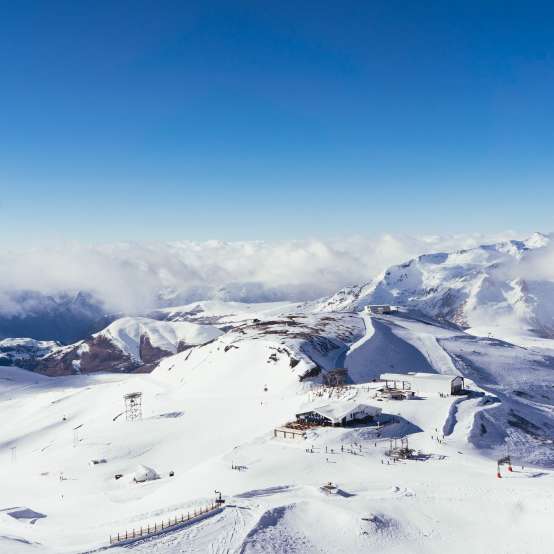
[2,233,554,377]
[0,233,523,343]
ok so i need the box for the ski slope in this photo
[1,305,553,553]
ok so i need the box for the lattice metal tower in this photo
[124,392,143,421]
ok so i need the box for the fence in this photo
[109,502,220,546]
[308,384,376,401]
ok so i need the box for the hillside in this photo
[0,304,553,552]
[313,233,554,341]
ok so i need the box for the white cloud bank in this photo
[0,232,523,315]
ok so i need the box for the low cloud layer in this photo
[0,232,522,316]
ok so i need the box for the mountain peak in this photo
[523,231,550,249]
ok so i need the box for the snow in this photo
[153,300,299,323]
[95,317,224,361]
[2,237,554,553]
[0,338,60,364]
[0,338,58,350]
[1,303,553,553]
[313,234,554,344]
[131,465,160,483]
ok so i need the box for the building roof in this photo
[380,372,462,382]
[297,401,381,424]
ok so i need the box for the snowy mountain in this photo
[0,233,519,343]
[35,317,223,376]
[313,233,554,340]
[0,337,60,368]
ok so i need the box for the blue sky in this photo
[1,1,553,245]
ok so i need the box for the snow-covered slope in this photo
[149,300,300,328]
[341,310,554,465]
[1,302,553,553]
[97,317,223,361]
[313,233,554,340]
[153,311,365,393]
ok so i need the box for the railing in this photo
[109,502,220,546]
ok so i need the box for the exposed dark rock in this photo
[139,335,172,365]
[299,366,321,381]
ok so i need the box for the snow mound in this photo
[239,500,405,553]
[131,465,160,483]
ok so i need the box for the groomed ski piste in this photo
[1,306,553,553]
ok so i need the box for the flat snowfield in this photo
[0,364,552,554]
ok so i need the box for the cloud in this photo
[0,232,522,315]
[507,240,554,282]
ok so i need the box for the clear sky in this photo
[1,1,553,245]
